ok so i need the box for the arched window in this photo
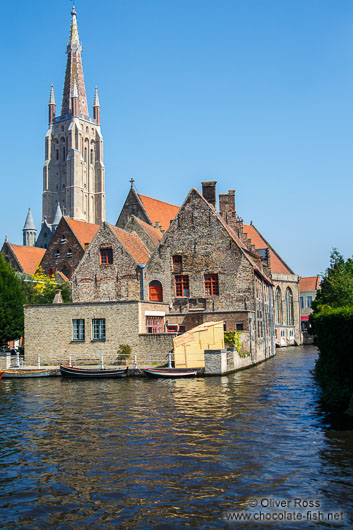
[276,287,282,324]
[149,280,163,302]
[48,268,53,277]
[286,288,294,325]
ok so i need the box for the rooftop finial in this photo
[93,86,100,107]
[130,178,135,188]
[49,84,55,105]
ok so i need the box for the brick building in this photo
[73,222,150,302]
[1,237,46,275]
[299,276,320,343]
[39,216,99,279]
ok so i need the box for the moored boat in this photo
[0,371,4,380]
[60,365,128,378]
[142,368,198,378]
[2,369,57,378]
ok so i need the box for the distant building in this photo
[42,6,105,226]
[1,237,46,275]
[39,217,99,279]
[299,276,321,343]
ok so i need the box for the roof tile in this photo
[138,194,179,231]
[9,244,46,275]
[65,218,100,248]
[109,224,150,264]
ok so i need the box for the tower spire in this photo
[61,5,88,117]
[49,84,56,123]
[93,86,100,125]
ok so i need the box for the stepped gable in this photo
[65,218,100,249]
[243,224,293,275]
[8,244,46,275]
[109,224,150,264]
[138,194,179,232]
[134,217,163,246]
[299,276,320,291]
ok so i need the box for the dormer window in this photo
[55,249,60,259]
[60,236,67,245]
[67,249,72,258]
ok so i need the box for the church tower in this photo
[42,6,105,225]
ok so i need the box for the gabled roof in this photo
[65,218,100,249]
[243,224,294,275]
[138,194,179,231]
[299,276,320,292]
[8,244,46,275]
[134,217,163,246]
[109,224,150,265]
[181,189,273,284]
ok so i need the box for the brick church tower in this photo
[42,5,105,225]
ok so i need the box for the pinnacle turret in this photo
[23,208,37,247]
[52,203,63,231]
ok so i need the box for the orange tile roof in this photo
[109,225,150,264]
[65,218,100,249]
[134,217,163,246]
[300,276,320,292]
[243,224,293,275]
[9,244,46,275]
[138,194,179,231]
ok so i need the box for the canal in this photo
[0,345,352,529]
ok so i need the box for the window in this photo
[306,296,313,308]
[236,322,244,331]
[56,149,59,161]
[92,319,106,340]
[204,273,219,296]
[276,287,282,324]
[300,296,304,309]
[166,325,178,333]
[90,149,94,164]
[175,275,189,297]
[73,319,85,341]
[146,316,164,334]
[62,147,66,161]
[55,249,60,259]
[100,248,113,265]
[172,255,182,272]
[67,249,72,258]
[84,147,87,162]
[60,236,67,245]
[286,288,294,326]
[48,268,53,277]
[149,280,163,302]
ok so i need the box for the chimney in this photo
[201,181,217,209]
[219,190,236,229]
[53,289,63,304]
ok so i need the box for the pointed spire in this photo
[61,6,88,117]
[23,208,36,230]
[23,209,37,247]
[49,84,56,105]
[93,86,101,125]
[52,203,63,231]
[93,86,100,107]
[49,84,56,123]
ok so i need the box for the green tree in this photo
[312,249,353,311]
[0,253,24,344]
[22,267,71,304]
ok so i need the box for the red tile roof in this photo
[9,244,46,275]
[65,218,100,249]
[109,225,150,264]
[138,194,179,231]
[243,224,293,275]
[134,217,163,246]
[300,276,320,292]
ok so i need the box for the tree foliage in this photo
[0,253,24,344]
[312,249,353,311]
[22,267,72,305]
[312,249,353,413]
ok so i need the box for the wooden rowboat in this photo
[142,368,198,378]
[60,365,128,378]
[2,369,56,378]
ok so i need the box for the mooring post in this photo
[37,355,41,369]
[168,352,172,368]
[134,352,137,370]
[69,355,72,367]
[16,351,20,368]
[100,352,104,370]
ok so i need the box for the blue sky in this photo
[1,0,352,277]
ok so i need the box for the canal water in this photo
[0,345,352,529]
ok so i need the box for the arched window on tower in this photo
[286,287,294,326]
[149,280,163,302]
[84,147,88,162]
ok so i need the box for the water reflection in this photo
[0,346,352,529]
